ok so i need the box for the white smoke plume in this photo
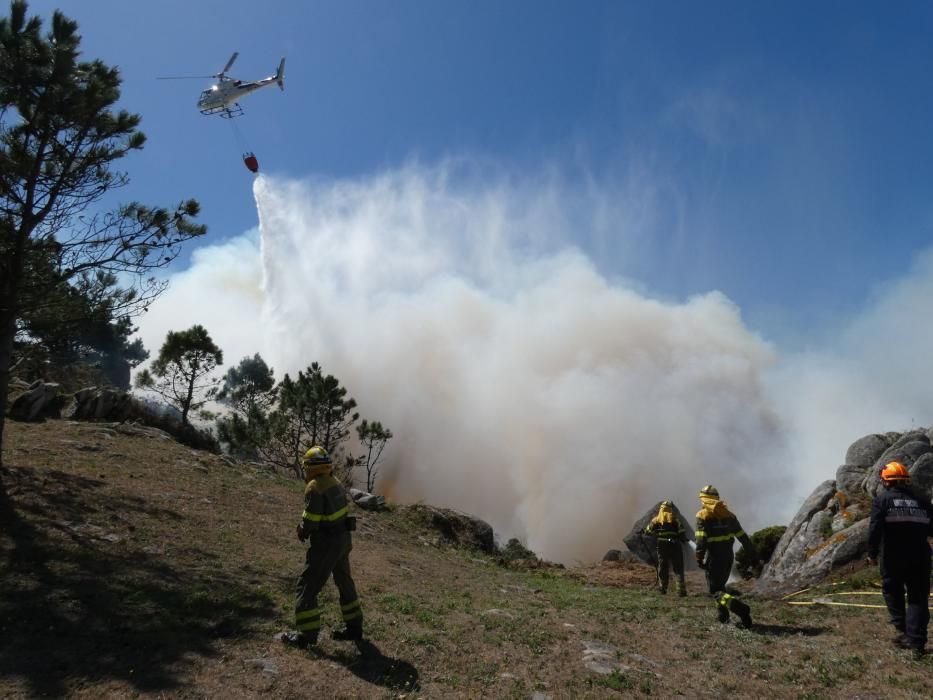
[236,164,788,562]
[134,163,933,563]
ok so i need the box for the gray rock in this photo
[602,549,622,562]
[891,440,933,465]
[10,382,61,421]
[755,480,837,595]
[408,504,495,553]
[348,488,386,511]
[890,430,930,452]
[909,453,933,502]
[835,464,868,500]
[581,640,629,676]
[246,657,279,675]
[844,434,891,469]
[622,500,697,570]
[864,439,933,497]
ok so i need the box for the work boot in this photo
[658,587,667,595]
[737,608,753,629]
[892,632,910,649]
[279,630,318,648]
[332,625,363,641]
[717,605,729,623]
[911,647,926,661]
[677,586,687,597]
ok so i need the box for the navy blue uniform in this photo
[868,485,933,652]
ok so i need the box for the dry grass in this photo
[1,419,931,698]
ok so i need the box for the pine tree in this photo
[0,1,206,476]
[135,325,223,426]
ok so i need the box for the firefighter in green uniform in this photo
[282,446,363,647]
[644,500,688,596]
[694,485,758,627]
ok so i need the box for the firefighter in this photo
[282,446,363,647]
[867,461,933,660]
[694,485,758,627]
[644,500,688,596]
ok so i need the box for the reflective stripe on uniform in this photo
[297,618,322,632]
[296,606,322,631]
[695,530,706,538]
[705,533,736,543]
[341,598,362,621]
[302,506,349,522]
[295,607,322,622]
[885,515,931,524]
[719,593,733,605]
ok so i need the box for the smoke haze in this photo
[135,164,933,563]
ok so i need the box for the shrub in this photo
[736,525,787,579]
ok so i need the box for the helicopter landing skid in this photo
[200,103,244,118]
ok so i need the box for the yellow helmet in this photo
[698,485,719,498]
[303,446,332,466]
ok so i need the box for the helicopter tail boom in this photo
[275,58,285,91]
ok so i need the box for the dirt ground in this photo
[1,419,931,698]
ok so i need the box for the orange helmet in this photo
[880,461,910,482]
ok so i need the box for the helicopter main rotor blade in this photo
[156,75,214,80]
[221,51,239,75]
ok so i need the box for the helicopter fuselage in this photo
[197,77,276,111]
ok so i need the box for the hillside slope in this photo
[1,420,930,699]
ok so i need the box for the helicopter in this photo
[158,52,285,119]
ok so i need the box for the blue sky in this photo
[25,0,933,343]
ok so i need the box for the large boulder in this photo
[909,453,933,503]
[835,463,868,501]
[64,386,217,453]
[348,488,386,511]
[622,501,697,571]
[407,504,495,553]
[844,433,892,468]
[862,433,932,497]
[67,387,138,421]
[755,479,869,596]
[9,381,62,421]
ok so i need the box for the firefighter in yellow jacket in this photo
[282,446,363,647]
[694,485,758,627]
[644,500,688,596]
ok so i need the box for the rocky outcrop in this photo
[9,381,64,420]
[622,500,697,571]
[754,480,869,595]
[63,386,217,453]
[861,431,932,498]
[757,426,933,596]
[349,488,386,511]
[67,387,140,421]
[408,504,496,553]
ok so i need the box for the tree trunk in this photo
[182,374,194,425]
[0,303,17,478]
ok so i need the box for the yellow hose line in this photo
[786,601,886,609]
[781,587,811,600]
[797,591,932,598]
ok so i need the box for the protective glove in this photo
[296,524,307,542]
[696,554,707,570]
